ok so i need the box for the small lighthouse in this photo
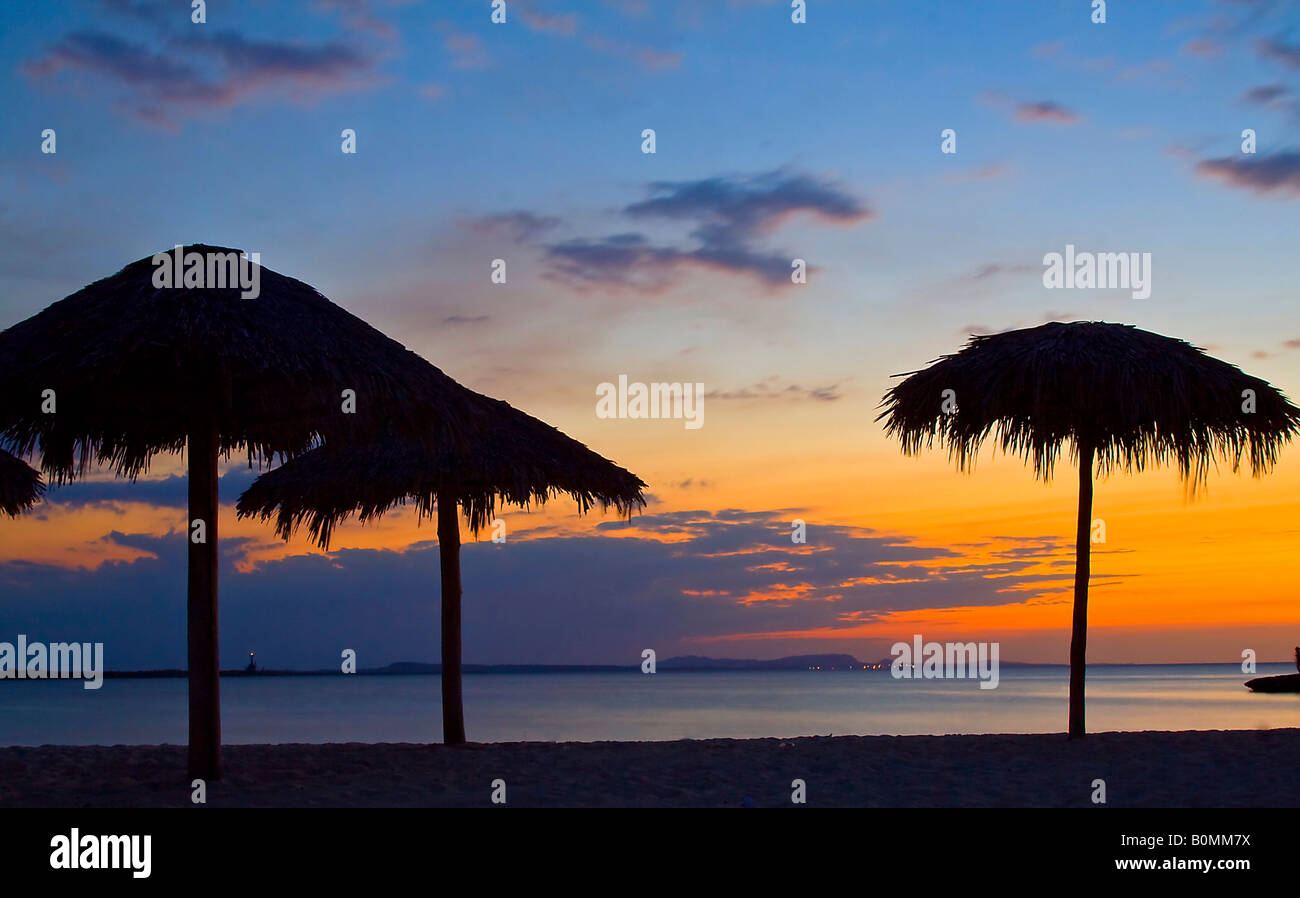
[246,650,257,673]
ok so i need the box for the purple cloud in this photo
[1182,38,1223,58]
[0,510,1092,667]
[24,28,381,124]
[462,211,563,243]
[541,171,870,291]
[1196,151,1300,195]
[982,93,1082,125]
[24,31,204,93]
[315,0,400,40]
[517,0,579,35]
[437,21,490,70]
[705,381,843,402]
[544,233,689,292]
[942,163,1011,183]
[172,30,375,87]
[1243,83,1289,104]
[1014,101,1081,124]
[1256,36,1300,69]
[582,32,683,70]
[624,171,870,236]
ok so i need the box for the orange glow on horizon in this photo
[2,395,1297,664]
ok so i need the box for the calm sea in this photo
[1,664,1297,745]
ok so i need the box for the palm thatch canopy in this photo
[0,449,44,517]
[0,244,480,482]
[878,320,1299,739]
[237,394,647,548]
[877,321,1300,485]
[237,383,646,747]
[0,244,492,777]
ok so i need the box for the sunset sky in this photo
[1,0,1298,670]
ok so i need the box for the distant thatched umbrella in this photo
[237,392,646,744]
[0,449,44,517]
[0,245,483,777]
[878,321,1300,738]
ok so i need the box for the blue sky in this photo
[3,0,1298,402]
[3,0,1299,667]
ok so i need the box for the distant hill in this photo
[367,662,630,675]
[658,654,864,671]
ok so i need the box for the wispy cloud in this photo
[583,33,683,70]
[418,81,449,102]
[24,28,382,124]
[1027,42,1173,86]
[1256,36,1300,69]
[511,0,679,71]
[634,45,684,69]
[941,163,1011,184]
[1195,150,1300,195]
[1014,100,1081,124]
[1182,38,1223,58]
[982,92,1082,125]
[958,311,1077,337]
[0,511,1084,666]
[540,170,871,292]
[705,379,844,402]
[516,0,579,35]
[623,172,868,233]
[1240,83,1299,120]
[36,468,258,512]
[462,211,563,242]
[98,0,170,21]
[315,0,400,40]
[1029,40,1064,59]
[967,262,1038,282]
[437,21,490,70]
[1243,83,1289,105]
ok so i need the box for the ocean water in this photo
[1,664,1297,746]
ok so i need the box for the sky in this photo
[1,0,1299,670]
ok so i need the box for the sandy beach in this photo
[3,727,1297,808]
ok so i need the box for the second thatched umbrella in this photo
[0,449,44,517]
[878,321,1299,738]
[236,392,646,744]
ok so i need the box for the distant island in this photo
[659,654,873,670]
[657,654,1047,670]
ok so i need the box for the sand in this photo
[2,728,1297,808]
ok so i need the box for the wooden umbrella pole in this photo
[1068,438,1095,740]
[187,421,222,778]
[437,488,467,745]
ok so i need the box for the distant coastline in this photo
[73,654,1253,679]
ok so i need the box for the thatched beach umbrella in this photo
[0,245,484,776]
[877,321,1300,738]
[0,449,44,517]
[236,393,646,744]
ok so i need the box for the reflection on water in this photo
[1,663,1296,745]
